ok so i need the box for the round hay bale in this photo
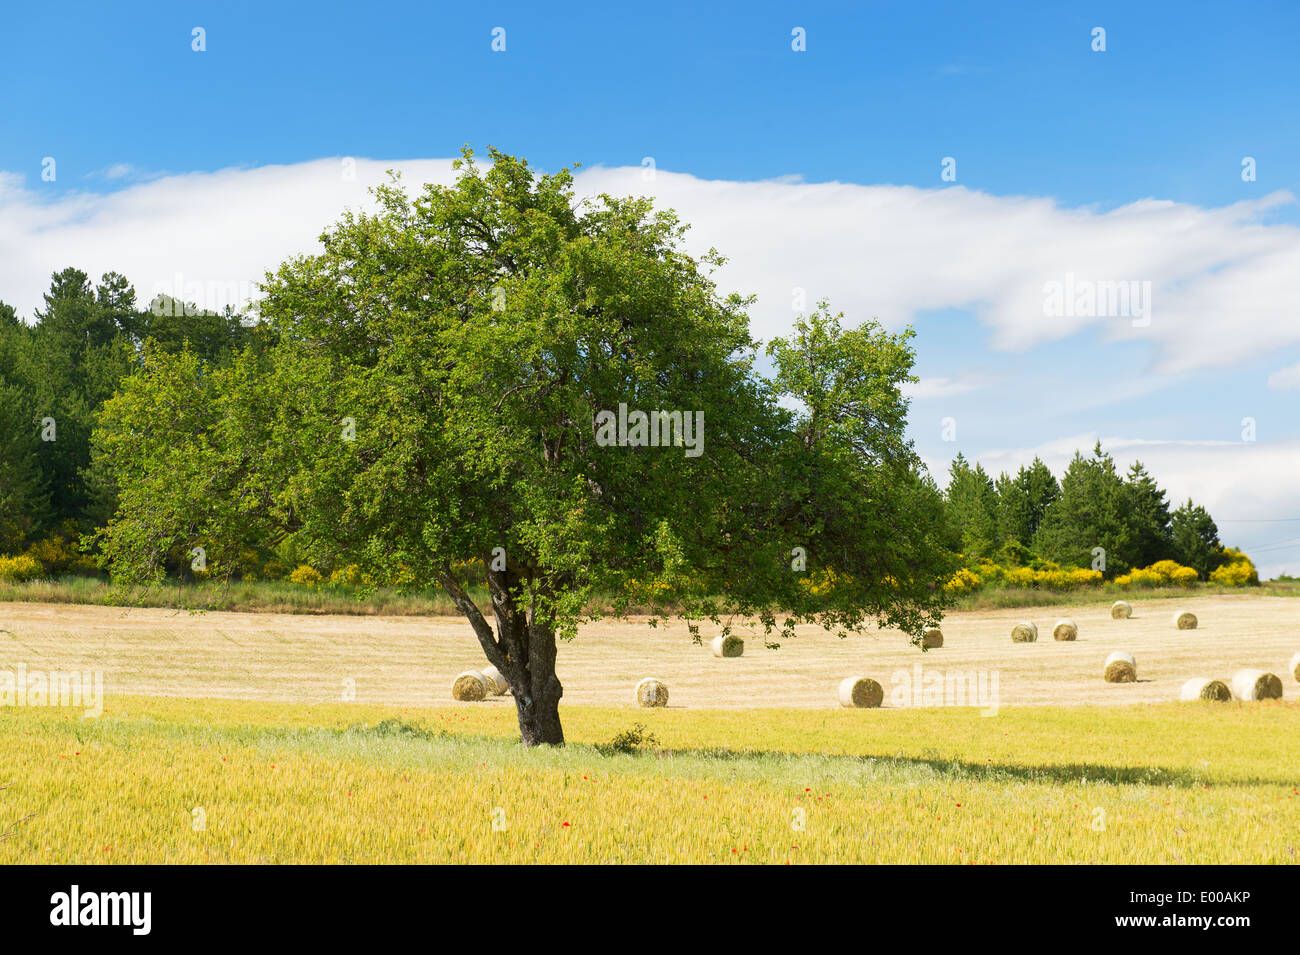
[1179,677,1231,702]
[1010,621,1038,643]
[480,664,509,695]
[1052,618,1078,641]
[1290,652,1300,683]
[921,627,943,649]
[710,634,744,658]
[451,671,487,701]
[1173,610,1198,630]
[838,676,884,708]
[635,677,669,708]
[1230,668,1283,701]
[1103,650,1136,684]
[1110,600,1132,619]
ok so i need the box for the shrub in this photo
[0,554,46,582]
[288,564,323,588]
[1209,549,1259,587]
[943,568,981,594]
[328,564,369,588]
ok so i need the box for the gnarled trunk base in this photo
[514,672,564,746]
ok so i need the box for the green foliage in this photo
[945,453,999,558]
[1170,500,1225,579]
[602,722,660,754]
[995,458,1060,547]
[93,146,957,684]
[1032,443,1134,576]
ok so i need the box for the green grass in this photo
[1,574,1294,618]
[2,696,1297,863]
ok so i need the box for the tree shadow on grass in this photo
[641,744,1292,789]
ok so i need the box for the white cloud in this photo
[1266,361,1300,391]
[902,375,987,400]
[1,158,1297,382]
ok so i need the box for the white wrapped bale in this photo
[451,671,488,701]
[1231,669,1283,701]
[710,634,744,658]
[635,677,669,707]
[1010,621,1038,643]
[838,677,884,708]
[480,665,509,695]
[1052,619,1078,641]
[1179,677,1231,702]
[1103,651,1136,683]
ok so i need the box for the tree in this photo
[1122,461,1173,569]
[93,148,957,746]
[945,453,999,557]
[1170,500,1223,579]
[995,457,1059,547]
[1033,443,1134,574]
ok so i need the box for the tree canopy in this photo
[91,147,957,745]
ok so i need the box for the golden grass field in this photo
[1,595,1297,864]
[1,594,1295,708]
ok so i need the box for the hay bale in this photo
[480,664,509,695]
[838,676,884,708]
[451,671,487,701]
[635,677,669,708]
[921,627,943,649]
[710,634,744,658]
[1173,610,1198,630]
[1010,621,1038,643]
[1290,652,1300,683]
[1103,651,1136,683]
[1110,600,1132,619]
[1179,677,1231,702]
[1230,668,1283,701]
[1052,618,1078,641]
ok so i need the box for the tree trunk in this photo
[442,560,566,746]
[510,615,563,746]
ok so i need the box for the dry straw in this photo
[1173,610,1198,630]
[480,665,509,695]
[711,634,744,658]
[451,671,487,701]
[1110,600,1132,619]
[1052,619,1078,641]
[838,676,884,708]
[1010,621,1038,643]
[635,677,669,707]
[1230,668,1283,701]
[922,627,943,649]
[1103,651,1137,683]
[1179,677,1231,702]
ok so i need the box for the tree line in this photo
[0,268,257,554]
[944,444,1227,578]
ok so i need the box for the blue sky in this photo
[3,1,1299,572]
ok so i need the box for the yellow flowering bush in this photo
[1114,560,1200,589]
[0,554,45,581]
[288,564,323,588]
[1209,549,1259,587]
[943,568,981,594]
[328,564,369,587]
